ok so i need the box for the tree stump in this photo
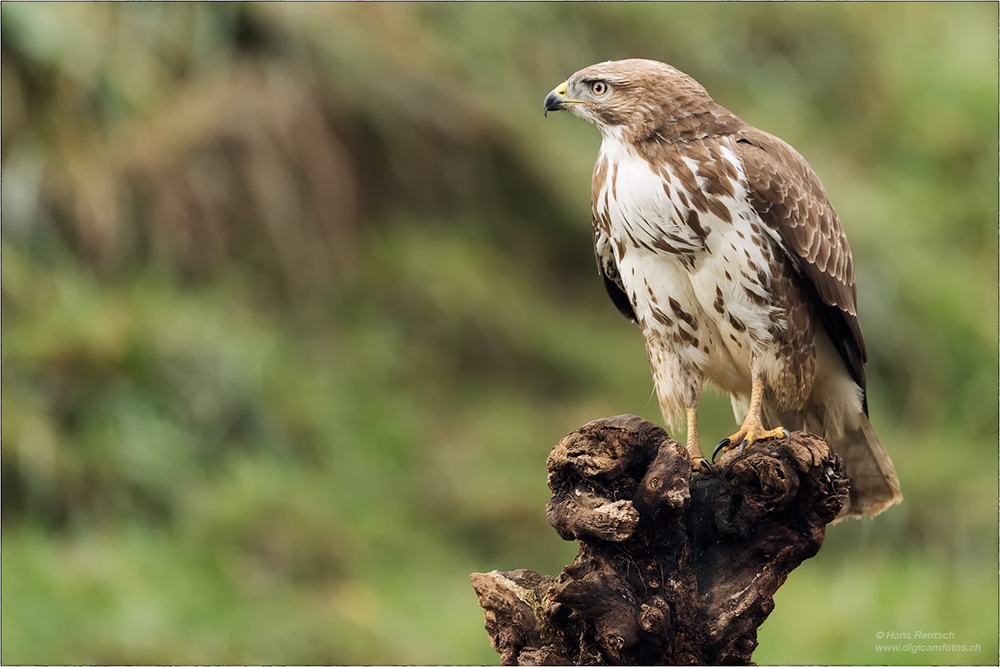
[470,414,849,665]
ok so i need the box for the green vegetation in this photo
[2,3,996,664]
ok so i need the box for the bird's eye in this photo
[591,81,609,96]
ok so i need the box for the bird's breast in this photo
[596,144,708,262]
[595,137,788,391]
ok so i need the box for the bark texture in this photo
[470,414,848,665]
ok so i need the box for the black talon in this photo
[712,439,731,462]
[698,458,713,474]
[738,439,750,456]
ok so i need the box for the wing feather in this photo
[734,128,868,408]
[593,222,637,323]
[591,154,637,324]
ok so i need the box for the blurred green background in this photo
[2,3,997,665]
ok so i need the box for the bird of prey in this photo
[544,59,901,518]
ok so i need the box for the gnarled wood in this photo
[471,414,848,665]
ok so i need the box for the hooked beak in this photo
[543,80,583,117]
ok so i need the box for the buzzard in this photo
[544,59,901,518]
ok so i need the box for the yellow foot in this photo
[712,421,790,462]
[689,454,712,475]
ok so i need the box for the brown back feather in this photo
[733,127,868,407]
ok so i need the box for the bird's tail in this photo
[826,413,902,519]
[762,404,902,519]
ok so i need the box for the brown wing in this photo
[593,222,637,324]
[734,127,868,409]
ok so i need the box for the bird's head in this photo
[543,59,724,143]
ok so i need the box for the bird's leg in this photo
[644,333,711,473]
[677,369,711,474]
[686,406,712,474]
[713,369,790,461]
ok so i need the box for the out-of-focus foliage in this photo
[2,3,996,665]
